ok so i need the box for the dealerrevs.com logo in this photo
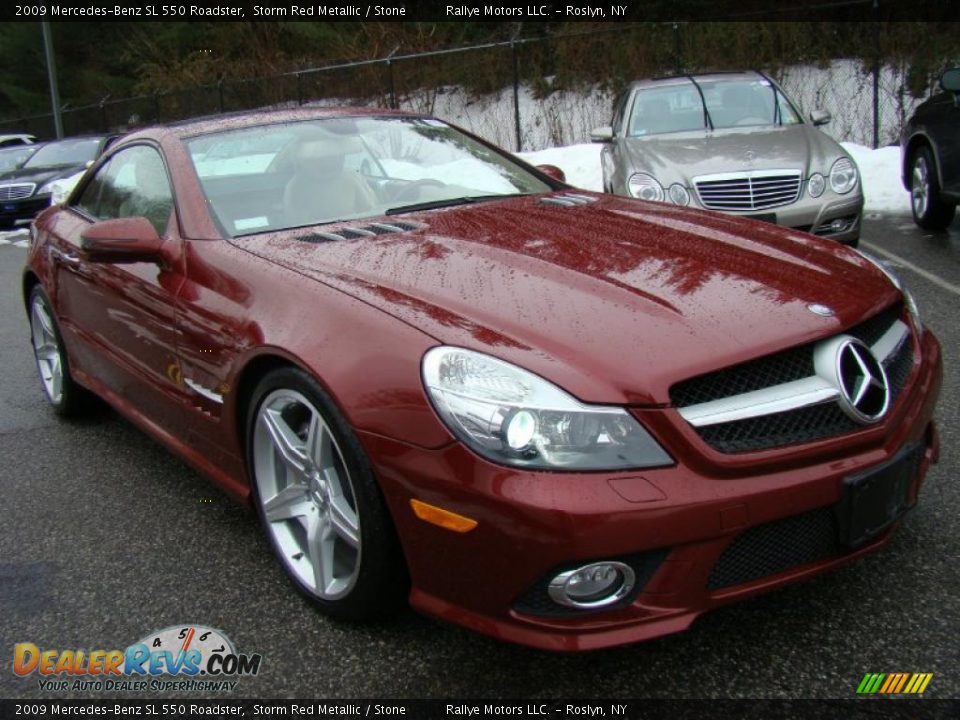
[13,625,263,693]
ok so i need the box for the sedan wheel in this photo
[247,368,407,619]
[910,146,956,230]
[28,286,86,416]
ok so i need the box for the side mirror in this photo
[940,67,960,93]
[536,164,566,183]
[810,110,832,126]
[590,126,614,143]
[81,217,165,264]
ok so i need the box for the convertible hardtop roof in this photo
[125,106,424,143]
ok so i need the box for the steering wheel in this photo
[390,179,446,202]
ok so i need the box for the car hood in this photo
[0,164,84,189]
[235,193,897,405]
[623,124,847,182]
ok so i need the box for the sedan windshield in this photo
[24,138,102,169]
[628,78,802,137]
[185,116,553,237]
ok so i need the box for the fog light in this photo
[547,561,636,609]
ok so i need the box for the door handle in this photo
[51,247,81,265]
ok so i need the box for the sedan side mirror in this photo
[536,164,566,183]
[940,67,960,93]
[810,110,832,126]
[81,217,165,264]
[590,126,614,143]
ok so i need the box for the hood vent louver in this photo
[540,193,597,207]
[297,220,423,244]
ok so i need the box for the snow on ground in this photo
[517,144,604,193]
[519,141,910,216]
[842,142,911,216]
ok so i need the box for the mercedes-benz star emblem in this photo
[834,338,890,423]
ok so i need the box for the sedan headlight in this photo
[668,183,690,206]
[858,252,922,336]
[829,158,858,194]
[422,347,672,470]
[807,173,825,198]
[627,173,664,202]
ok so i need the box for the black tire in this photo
[246,366,408,621]
[909,145,956,230]
[27,285,90,417]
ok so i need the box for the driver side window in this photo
[73,145,173,235]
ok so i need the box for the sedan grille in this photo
[0,183,35,201]
[672,303,915,453]
[694,170,801,211]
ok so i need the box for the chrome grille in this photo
[694,170,801,211]
[672,303,915,453]
[0,184,35,201]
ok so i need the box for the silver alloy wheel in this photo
[911,155,929,218]
[252,388,361,600]
[30,295,63,404]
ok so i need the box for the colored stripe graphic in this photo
[857,673,933,694]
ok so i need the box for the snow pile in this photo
[842,143,911,216]
[518,144,603,192]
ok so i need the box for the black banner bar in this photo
[2,699,960,720]
[3,0,960,23]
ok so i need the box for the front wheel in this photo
[28,286,89,416]
[246,367,408,620]
[910,146,956,230]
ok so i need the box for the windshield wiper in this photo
[385,193,529,216]
[685,74,714,131]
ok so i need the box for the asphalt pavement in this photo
[0,215,957,700]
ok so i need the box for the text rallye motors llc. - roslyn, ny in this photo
[12,625,263,693]
[447,705,627,717]
[444,4,625,18]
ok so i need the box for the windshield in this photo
[0,145,37,172]
[628,78,802,137]
[24,137,102,169]
[185,116,553,237]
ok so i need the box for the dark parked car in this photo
[593,72,864,246]
[901,68,960,230]
[0,135,113,229]
[24,108,941,651]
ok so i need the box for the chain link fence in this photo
[2,23,956,151]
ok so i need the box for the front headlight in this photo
[829,158,858,194]
[37,180,57,196]
[668,183,690,206]
[422,347,673,470]
[858,252,923,336]
[807,173,826,198]
[627,173,664,202]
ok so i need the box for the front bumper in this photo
[700,192,865,246]
[362,330,941,651]
[0,194,51,229]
